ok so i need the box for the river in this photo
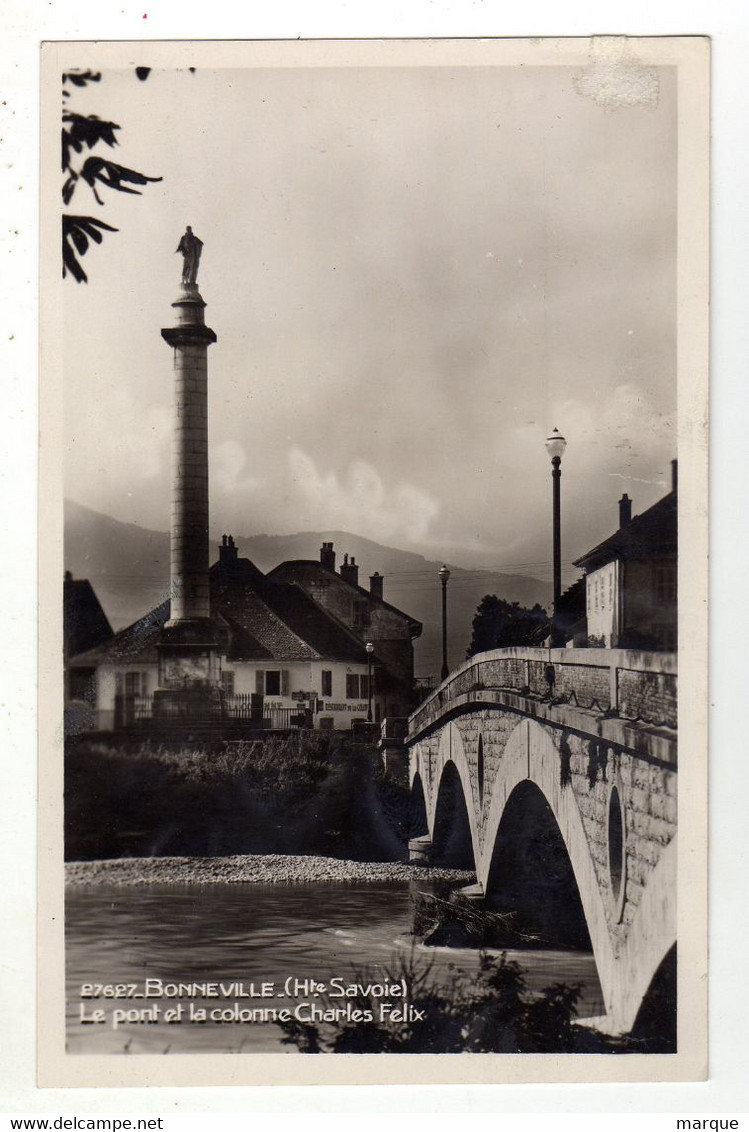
[66,880,604,1054]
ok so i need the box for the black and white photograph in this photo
[38,35,708,1087]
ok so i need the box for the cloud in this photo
[553,381,675,464]
[213,440,259,495]
[287,448,440,545]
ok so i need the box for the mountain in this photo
[64,499,552,678]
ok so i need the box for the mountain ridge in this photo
[65,499,552,676]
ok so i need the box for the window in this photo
[346,674,369,699]
[255,670,290,696]
[654,563,677,602]
[124,671,146,696]
[352,600,370,629]
[321,670,332,697]
[221,671,235,696]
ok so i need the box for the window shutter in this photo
[281,670,290,696]
[346,674,357,699]
[255,670,264,695]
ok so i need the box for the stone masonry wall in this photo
[617,668,677,728]
[413,709,677,955]
[410,649,676,734]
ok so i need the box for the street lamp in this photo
[545,427,567,646]
[439,564,451,682]
[366,642,374,723]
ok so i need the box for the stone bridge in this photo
[406,646,677,1036]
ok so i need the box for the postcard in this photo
[38,35,709,1087]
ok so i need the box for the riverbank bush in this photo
[276,949,631,1054]
[64,733,410,862]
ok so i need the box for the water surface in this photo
[66,881,604,1053]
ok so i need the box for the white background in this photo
[2,0,747,1118]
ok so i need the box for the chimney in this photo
[320,542,336,572]
[619,494,632,528]
[370,571,384,601]
[219,533,238,566]
[340,554,359,587]
[671,459,678,493]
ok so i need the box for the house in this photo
[573,463,677,651]
[269,541,422,718]
[63,571,113,702]
[67,537,422,732]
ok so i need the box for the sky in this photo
[62,50,677,580]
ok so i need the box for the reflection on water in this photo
[66,881,604,1054]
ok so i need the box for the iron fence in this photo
[114,693,307,730]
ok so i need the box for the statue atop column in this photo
[176,226,203,286]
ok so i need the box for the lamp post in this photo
[439,564,451,682]
[366,642,374,723]
[545,427,567,646]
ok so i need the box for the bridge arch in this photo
[407,649,677,1035]
[478,718,614,1001]
[410,713,676,1032]
[431,759,475,869]
[408,771,429,839]
[485,777,593,952]
[425,722,481,862]
[479,717,676,1031]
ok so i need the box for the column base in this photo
[152,685,223,723]
[157,619,223,690]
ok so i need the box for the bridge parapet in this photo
[409,648,677,738]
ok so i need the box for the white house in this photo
[68,538,421,732]
[573,466,677,651]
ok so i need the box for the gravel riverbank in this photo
[65,854,475,888]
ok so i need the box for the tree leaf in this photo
[62,70,102,89]
[62,113,120,171]
[62,173,78,205]
[80,156,162,197]
[62,215,119,282]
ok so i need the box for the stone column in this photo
[162,284,216,626]
[154,282,221,718]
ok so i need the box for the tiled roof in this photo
[69,558,370,668]
[268,559,422,635]
[69,601,170,667]
[261,583,368,663]
[573,492,677,572]
[213,586,318,662]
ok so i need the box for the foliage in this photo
[275,948,620,1053]
[61,69,162,281]
[64,732,406,861]
[466,594,549,657]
